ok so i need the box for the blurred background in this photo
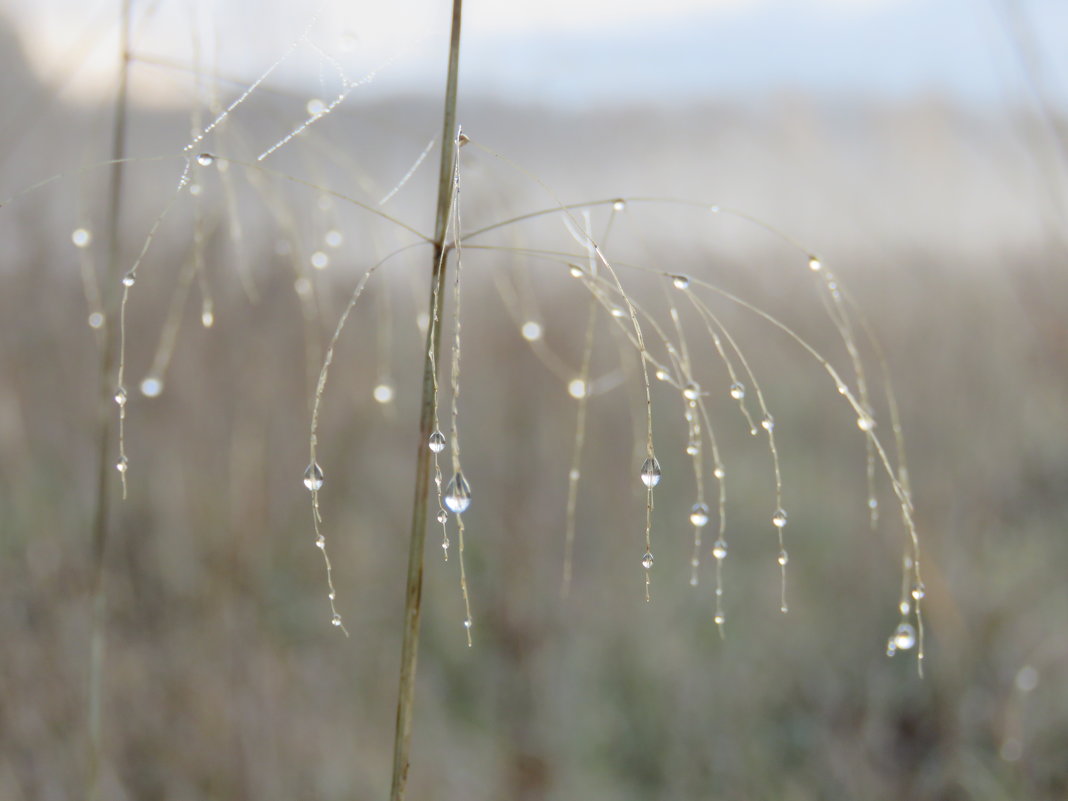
[1,1,1066,799]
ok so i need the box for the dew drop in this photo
[612,199,626,211]
[685,441,700,456]
[729,382,745,400]
[303,461,324,491]
[714,613,725,625]
[521,321,542,341]
[444,471,472,514]
[713,466,725,480]
[121,271,136,288]
[569,264,584,278]
[331,614,343,627]
[428,430,447,453]
[655,369,670,382]
[712,540,728,560]
[868,497,879,510]
[115,456,128,473]
[328,591,335,600]
[569,468,580,481]
[886,641,896,657]
[808,255,822,272]
[568,379,587,399]
[761,414,775,432]
[672,274,690,290]
[689,502,710,527]
[201,308,215,328]
[777,549,789,566]
[464,617,473,629]
[189,184,202,196]
[911,582,926,600]
[772,508,788,528]
[71,228,91,248]
[683,382,700,401]
[609,306,626,318]
[437,510,448,524]
[899,600,911,615]
[88,312,105,329]
[114,388,127,407]
[893,622,916,650]
[857,415,875,432]
[140,377,163,397]
[373,383,394,404]
[709,205,720,214]
[196,153,215,167]
[307,98,326,116]
[324,229,343,248]
[640,456,662,488]
[641,550,654,570]
[310,251,329,270]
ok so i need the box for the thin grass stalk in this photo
[86,1,132,798]
[389,1,463,799]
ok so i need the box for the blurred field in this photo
[2,6,1068,801]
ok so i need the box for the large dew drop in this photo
[641,550,654,570]
[729,382,745,400]
[683,382,700,401]
[303,461,324,491]
[892,622,916,650]
[640,456,662,488]
[444,471,472,514]
[689,502,710,527]
[428,430,447,453]
[672,274,690,290]
[772,508,788,528]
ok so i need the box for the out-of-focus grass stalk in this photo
[87,1,131,798]
[389,1,463,799]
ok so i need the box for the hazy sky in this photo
[4,0,1067,108]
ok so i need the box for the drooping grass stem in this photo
[389,1,463,799]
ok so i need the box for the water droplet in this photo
[685,441,700,456]
[689,502,710,527]
[612,199,626,211]
[328,591,335,600]
[196,153,215,167]
[713,540,728,560]
[189,184,203,197]
[303,461,324,491]
[886,641,896,657]
[729,382,745,400]
[114,388,127,407]
[709,205,720,214]
[568,379,586,399]
[641,550,654,569]
[201,308,214,328]
[910,582,926,600]
[655,369,670,382]
[683,382,700,401]
[121,271,136,288]
[609,306,626,318]
[464,617,473,629]
[569,264,584,278]
[672,274,690,290]
[521,321,542,341]
[310,251,329,270]
[640,456,662,488]
[713,466,725,480]
[115,456,128,473]
[88,312,105,329]
[436,510,448,524]
[808,255,822,272]
[373,383,394,403]
[71,228,91,248]
[837,383,848,395]
[857,415,875,432]
[893,623,916,650]
[324,229,343,248]
[307,98,326,116]
[569,468,580,481]
[331,614,343,627]
[428,430,447,453]
[772,508,788,528]
[444,471,472,514]
[761,414,775,432]
[899,600,911,615]
[868,497,879,510]
[140,377,163,397]
[777,549,789,566]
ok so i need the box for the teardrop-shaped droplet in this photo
[712,539,728,560]
[121,271,136,288]
[331,613,343,627]
[761,414,775,432]
[444,471,472,514]
[640,456,662,488]
[115,456,128,473]
[613,199,626,211]
[303,461,324,491]
[672,274,690,290]
[911,582,926,600]
[808,255,822,272]
[729,381,745,400]
[428,430,447,453]
[114,388,127,407]
[689,502,710,527]
[569,264,584,278]
[772,508,788,528]
[777,549,789,566]
[196,153,215,167]
[683,382,700,401]
[641,550,654,570]
[436,509,448,524]
[892,622,916,650]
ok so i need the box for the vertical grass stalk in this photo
[389,1,463,799]
[87,1,132,798]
